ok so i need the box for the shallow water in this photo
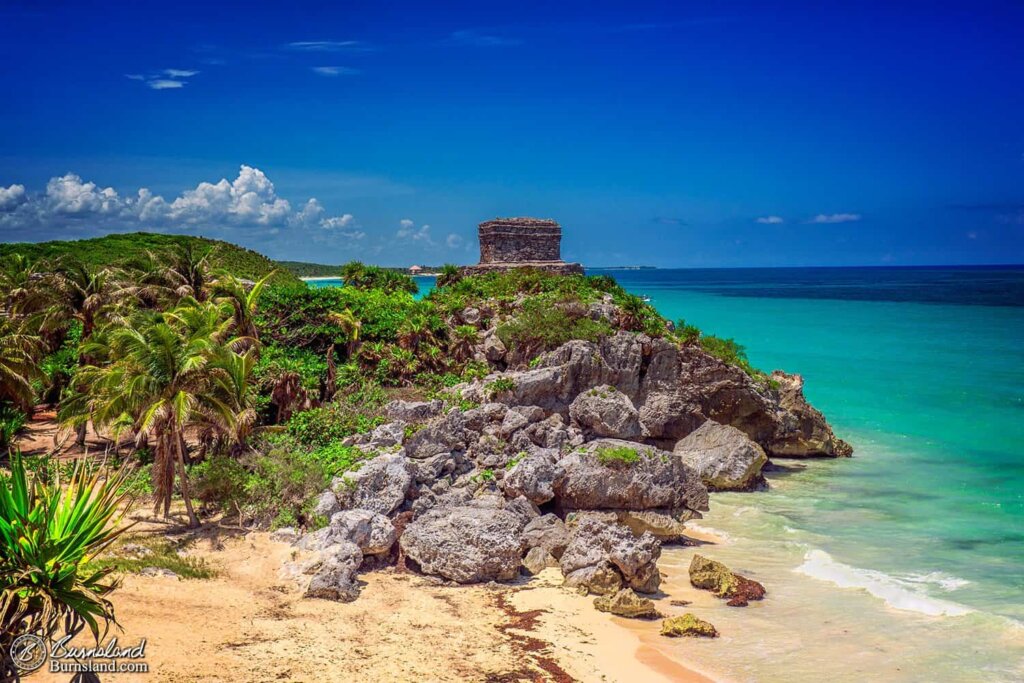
[604,267,1024,682]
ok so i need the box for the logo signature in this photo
[9,634,47,674]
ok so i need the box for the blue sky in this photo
[1,1,1022,267]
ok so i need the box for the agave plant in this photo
[0,455,134,678]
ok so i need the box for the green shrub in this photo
[485,377,516,398]
[699,335,760,378]
[496,297,614,358]
[255,343,329,393]
[0,455,133,655]
[38,321,82,404]
[595,445,640,466]
[675,319,702,344]
[0,405,26,450]
[87,539,215,580]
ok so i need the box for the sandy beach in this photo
[35,515,723,683]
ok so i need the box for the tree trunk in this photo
[175,431,200,528]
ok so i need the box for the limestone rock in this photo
[483,331,507,362]
[305,542,363,602]
[560,515,662,594]
[326,509,397,555]
[385,399,443,423]
[593,588,662,619]
[399,505,527,583]
[767,372,853,457]
[689,554,766,607]
[405,410,468,460]
[674,420,768,491]
[522,513,571,559]
[562,562,623,596]
[332,452,412,516]
[554,439,709,514]
[522,547,559,575]
[501,452,565,505]
[660,614,718,638]
[569,385,643,440]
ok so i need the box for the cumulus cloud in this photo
[809,213,861,224]
[756,215,784,224]
[0,166,358,240]
[0,184,27,211]
[445,233,464,248]
[126,68,200,90]
[311,66,359,76]
[397,219,431,242]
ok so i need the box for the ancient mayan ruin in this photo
[464,217,584,274]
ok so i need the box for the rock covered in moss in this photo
[593,588,662,619]
[688,554,766,606]
[660,614,718,638]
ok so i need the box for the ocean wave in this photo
[686,523,732,542]
[794,549,974,617]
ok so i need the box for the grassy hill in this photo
[0,233,300,285]
[275,260,342,278]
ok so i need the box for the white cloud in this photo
[0,166,356,238]
[163,69,199,78]
[286,40,366,52]
[148,79,185,90]
[446,233,463,248]
[0,184,26,211]
[397,219,431,242]
[311,66,359,76]
[809,213,861,224]
[756,215,784,224]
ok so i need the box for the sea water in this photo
[604,267,1024,682]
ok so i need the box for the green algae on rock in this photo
[660,614,719,638]
[593,588,662,619]
[688,554,766,607]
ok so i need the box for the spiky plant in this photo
[0,455,134,679]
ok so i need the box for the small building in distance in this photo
[408,265,423,275]
[464,217,583,275]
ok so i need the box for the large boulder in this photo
[304,542,363,602]
[560,515,662,594]
[385,399,444,423]
[660,614,719,638]
[593,588,662,619]
[569,385,643,440]
[400,505,527,583]
[521,513,571,559]
[554,439,709,515]
[404,410,468,460]
[326,509,397,555]
[689,554,766,607]
[501,452,565,505]
[674,420,768,491]
[332,452,413,516]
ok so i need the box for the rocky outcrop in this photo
[593,588,662,619]
[689,554,766,607]
[399,505,527,583]
[660,614,718,638]
[554,439,708,515]
[385,399,444,423]
[569,385,643,440]
[674,420,768,491]
[325,509,396,556]
[766,372,853,457]
[560,515,662,594]
[332,452,412,516]
[304,542,363,602]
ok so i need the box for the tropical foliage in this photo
[0,455,133,677]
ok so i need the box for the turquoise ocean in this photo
[312,267,1024,681]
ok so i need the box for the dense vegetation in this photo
[276,260,447,278]
[0,233,299,286]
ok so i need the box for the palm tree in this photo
[0,317,44,414]
[436,264,463,289]
[73,299,254,527]
[162,243,215,302]
[327,308,361,359]
[212,272,271,352]
[0,254,51,320]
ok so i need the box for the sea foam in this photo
[794,549,974,617]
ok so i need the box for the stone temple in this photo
[464,217,584,275]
